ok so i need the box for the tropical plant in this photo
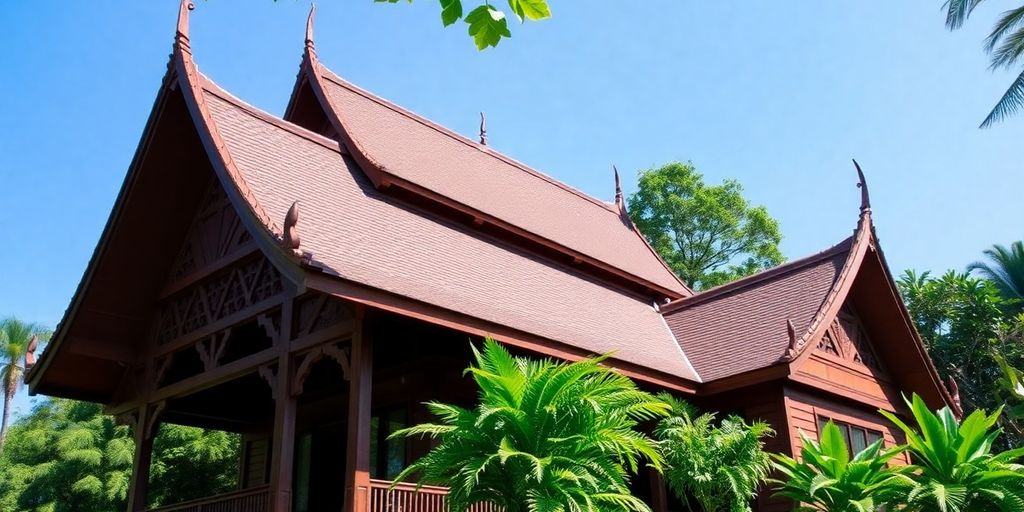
[390,338,670,512]
[943,0,1024,126]
[0,399,240,512]
[898,269,1024,445]
[654,396,773,512]
[880,394,1024,511]
[376,0,551,49]
[968,241,1024,311]
[628,161,784,290]
[771,421,911,511]
[0,317,50,453]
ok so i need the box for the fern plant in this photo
[654,396,773,512]
[881,394,1024,511]
[771,421,911,511]
[390,338,670,512]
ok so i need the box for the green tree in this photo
[391,338,669,512]
[968,241,1024,311]
[375,0,551,49]
[943,0,1024,127]
[654,396,773,512]
[0,399,241,512]
[771,421,912,511]
[0,317,50,453]
[897,270,1024,444]
[881,394,1024,511]
[628,162,783,290]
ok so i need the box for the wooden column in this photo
[344,312,373,512]
[269,298,297,512]
[126,403,158,512]
[649,469,669,512]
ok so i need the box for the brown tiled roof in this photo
[304,65,689,298]
[198,77,701,382]
[662,240,854,382]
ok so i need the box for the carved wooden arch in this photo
[292,343,351,397]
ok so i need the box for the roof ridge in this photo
[318,69,621,215]
[198,74,342,153]
[660,236,854,314]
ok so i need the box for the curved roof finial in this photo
[305,4,317,53]
[175,0,195,53]
[853,159,871,214]
[613,165,623,208]
[283,201,301,253]
[479,112,487,145]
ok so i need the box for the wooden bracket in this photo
[292,343,351,397]
[258,363,278,401]
[152,354,174,390]
[116,410,140,431]
[257,313,280,345]
[196,329,231,372]
[146,401,167,440]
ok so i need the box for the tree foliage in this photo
[0,317,51,454]
[0,399,240,512]
[391,338,669,512]
[880,394,1024,511]
[898,269,1024,446]
[968,241,1024,311]
[628,162,783,290]
[655,396,773,512]
[375,0,550,49]
[943,0,1024,126]
[771,421,912,511]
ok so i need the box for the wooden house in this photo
[26,3,955,511]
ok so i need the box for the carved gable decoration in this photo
[814,305,883,373]
[157,256,284,346]
[170,183,255,282]
[294,293,355,338]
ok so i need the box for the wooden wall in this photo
[783,386,909,465]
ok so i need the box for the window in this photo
[817,416,883,455]
[370,406,408,480]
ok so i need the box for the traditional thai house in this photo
[26,3,956,511]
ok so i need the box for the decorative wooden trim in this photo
[146,400,167,440]
[257,313,280,345]
[154,293,286,358]
[195,329,231,372]
[292,343,351,396]
[150,347,277,403]
[152,354,173,390]
[258,363,278,401]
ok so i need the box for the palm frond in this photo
[944,0,986,29]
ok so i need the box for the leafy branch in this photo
[375,0,551,49]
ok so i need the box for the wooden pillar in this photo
[344,312,373,512]
[126,404,158,512]
[649,469,669,512]
[269,298,297,512]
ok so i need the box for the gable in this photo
[27,81,290,402]
[814,305,885,375]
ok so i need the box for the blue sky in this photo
[0,2,1020,412]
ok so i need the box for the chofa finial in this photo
[613,165,623,208]
[853,159,871,214]
[175,0,195,52]
[948,375,964,419]
[283,201,301,252]
[782,319,800,361]
[24,335,38,371]
[479,112,487,145]
[305,4,316,53]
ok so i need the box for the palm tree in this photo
[968,241,1024,311]
[771,422,912,511]
[944,1,1024,127]
[390,338,670,512]
[0,317,50,453]
[880,394,1024,511]
[655,396,773,512]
